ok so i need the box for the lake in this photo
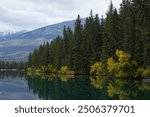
[0,72,150,100]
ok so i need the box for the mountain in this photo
[0,21,76,40]
[0,30,17,36]
[17,21,76,40]
[0,30,29,40]
[0,19,85,61]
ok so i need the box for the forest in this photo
[27,0,150,78]
[0,61,26,70]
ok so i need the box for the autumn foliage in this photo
[90,50,150,78]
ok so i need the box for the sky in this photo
[0,0,122,32]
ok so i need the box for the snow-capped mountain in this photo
[0,31,16,37]
[0,30,29,40]
[0,19,85,61]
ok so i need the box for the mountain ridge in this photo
[0,19,85,61]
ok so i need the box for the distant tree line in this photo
[0,61,26,70]
[28,0,150,73]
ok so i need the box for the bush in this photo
[35,68,42,75]
[27,66,35,73]
[107,50,138,78]
[60,66,69,74]
[142,69,150,78]
[90,62,104,75]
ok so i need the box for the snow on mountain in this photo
[0,19,85,61]
[0,31,16,36]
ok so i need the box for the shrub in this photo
[142,69,150,78]
[60,66,69,74]
[107,50,138,78]
[90,62,104,75]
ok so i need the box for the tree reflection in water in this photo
[26,74,111,100]
[1,72,149,100]
[0,71,25,79]
[26,74,150,100]
[90,76,107,89]
[90,76,150,100]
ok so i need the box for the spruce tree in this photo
[101,2,121,62]
[72,15,84,71]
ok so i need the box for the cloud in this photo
[0,0,122,32]
[0,2,55,31]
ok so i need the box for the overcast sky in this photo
[0,0,122,32]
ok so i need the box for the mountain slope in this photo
[18,20,75,40]
[0,19,85,61]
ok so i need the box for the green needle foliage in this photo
[27,0,150,77]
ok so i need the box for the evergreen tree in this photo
[27,0,150,73]
[120,0,136,55]
[101,2,121,62]
[72,15,84,71]
[132,0,150,66]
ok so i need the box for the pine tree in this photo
[132,0,150,66]
[93,14,102,61]
[84,10,95,68]
[101,2,121,62]
[72,15,84,71]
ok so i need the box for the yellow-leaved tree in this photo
[90,62,104,76]
[107,50,138,78]
[60,66,69,74]
[90,50,150,78]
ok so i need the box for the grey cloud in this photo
[0,0,122,31]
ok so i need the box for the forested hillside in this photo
[27,0,150,73]
[0,61,26,70]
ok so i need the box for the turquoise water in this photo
[0,72,150,100]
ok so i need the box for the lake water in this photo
[0,72,150,100]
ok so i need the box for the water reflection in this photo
[26,74,111,100]
[91,76,150,100]
[0,72,39,100]
[26,74,150,100]
[0,71,25,79]
[0,72,150,100]
[107,79,140,100]
[28,75,150,100]
[90,76,108,89]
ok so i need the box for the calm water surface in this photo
[0,72,150,100]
